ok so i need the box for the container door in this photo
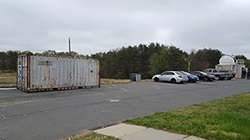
[17,55,27,90]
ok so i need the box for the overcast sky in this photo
[1,0,250,58]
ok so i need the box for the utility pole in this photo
[68,37,71,56]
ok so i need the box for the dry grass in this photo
[101,78,131,84]
[64,132,120,140]
[101,78,151,84]
[0,73,17,83]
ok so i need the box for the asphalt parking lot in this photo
[0,79,250,140]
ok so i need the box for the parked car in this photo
[203,69,230,80]
[152,71,188,83]
[189,71,216,82]
[228,70,235,79]
[217,70,235,80]
[179,71,199,83]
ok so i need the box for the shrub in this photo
[0,70,16,73]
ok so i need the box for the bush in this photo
[0,70,16,73]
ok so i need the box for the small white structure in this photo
[216,55,245,78]
[219,55,235,65]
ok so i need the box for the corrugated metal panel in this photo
[17,54,100,92]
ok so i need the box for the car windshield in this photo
[200,72,207,75]
[182,71,191,75]
[176,72,183,75]
[178,71,187,75]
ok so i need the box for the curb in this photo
[94,123,206,140]
[0,85,17,88]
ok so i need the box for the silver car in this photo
[152,71,188,83]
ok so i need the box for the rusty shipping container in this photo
[17,54,100,92]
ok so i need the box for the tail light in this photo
[178,75,182,78]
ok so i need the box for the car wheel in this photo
[154,77,159,82]
[228,77,231,80]
[204,77,208,81]
[170,78,176,83]
[215,75,220,80]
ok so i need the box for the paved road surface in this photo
[0,79,249,140]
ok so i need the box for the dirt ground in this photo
[101,78,131,84]
[101,78,151,84]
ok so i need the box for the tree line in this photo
[0,50,85,72]
[0,42,249,79]
[91,43,224,79]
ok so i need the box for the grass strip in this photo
[124,93,250,140]
[66,132,119,140]
[0,70,16,73]
[0,73,17,85]
[101,79,151,85]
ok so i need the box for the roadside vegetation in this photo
[124,93,250,140]
[100,79,151,85]
[0,71,16,85]
[65,132,119,140]
[101,79,131,85]
[0,70,16,73]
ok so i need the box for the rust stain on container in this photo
[17,54,100,92]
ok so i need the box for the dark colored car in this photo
[189,71,216,82]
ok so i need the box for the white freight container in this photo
[17,54,100,92]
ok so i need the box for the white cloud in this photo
[0,0,250,58]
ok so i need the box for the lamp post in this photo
[185,58,191,72]
[188,60,191,72]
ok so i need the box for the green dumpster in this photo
[130,73,141,81]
